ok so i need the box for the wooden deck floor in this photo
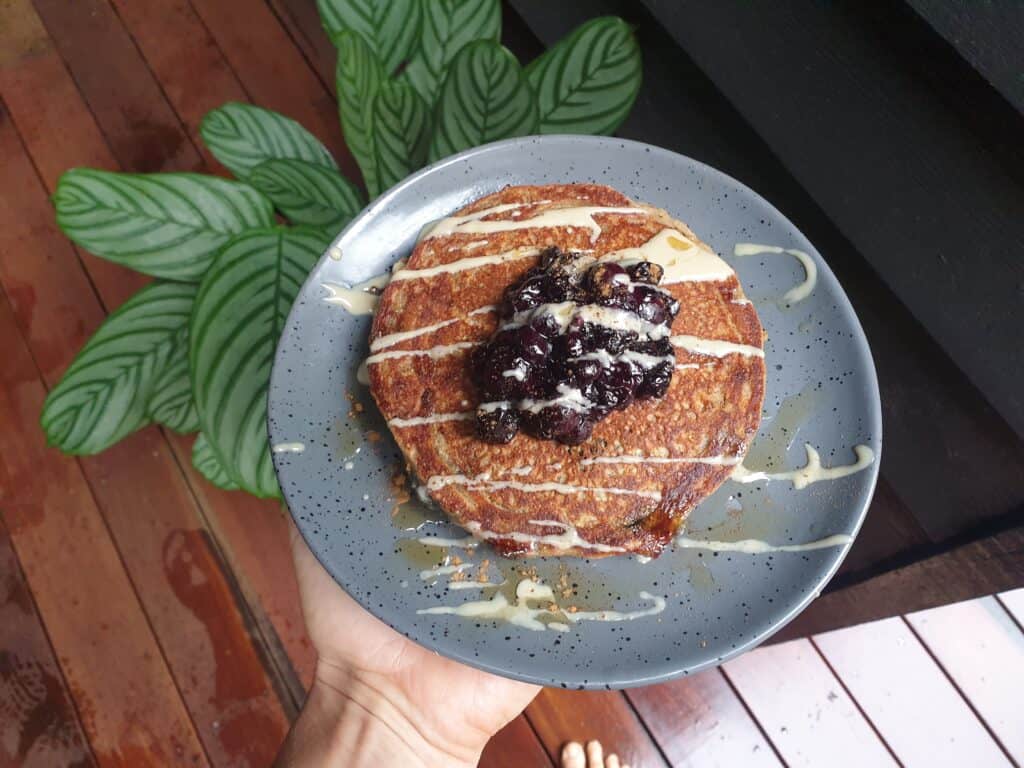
[1,0,1022,766]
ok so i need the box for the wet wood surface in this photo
[1,1,1021,765]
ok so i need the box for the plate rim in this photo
[269,133,883,688]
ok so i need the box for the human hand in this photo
[276,521,540,767]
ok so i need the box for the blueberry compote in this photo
[472,246,680,445]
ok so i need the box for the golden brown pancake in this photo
[368,184,765,557]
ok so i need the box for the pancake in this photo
[368,184,765,558]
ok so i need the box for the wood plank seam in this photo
[900,614,1019,766]
[520,709,556,767]
[261,0,336,96]
[2,78,303,714]
[0,514,102,768]
[0,277,217,767]
[711,668,788,766]
[995,593,1024,636]
[806,638,903,765]
[617,689,675,767]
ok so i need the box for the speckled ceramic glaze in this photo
[269,136,881,689]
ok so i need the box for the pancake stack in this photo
[368,184,765,558]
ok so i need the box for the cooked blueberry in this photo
[473,245,676,445]
[638,361,674,398]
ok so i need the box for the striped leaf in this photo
[190,228,328,498]
[402,0,501,104]
[319,0,421,75]
[54,169,275,281]
[146,327,199,433]
[41,281,197,455]
[428,40,537,163]
[200,102,338,179]
[371,81,430,194]
[525,16,641,135]
[192,433,238,490]
[249,158,365,231]
[335,30,385,198]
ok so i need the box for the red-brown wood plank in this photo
[0,9,295,762]
[527,690,669,767]
[166,434,315,697]
[30,0,201,173]
[101,0,248,174]
[0,290,208,766]
[626,670,781,767]
[723,639,897,766]
[6,0,313,716]
[188,0,360,183]
[0,520,97,768]
[814,617,1011,766]
[905,596,1024,762]
[480,715,554,768]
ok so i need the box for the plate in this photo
[269,135,881,689]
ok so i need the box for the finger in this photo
[586,740,604,768]
[606,754,620,768]
[561,741,585,768]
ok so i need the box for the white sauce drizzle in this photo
[365,341,478,365]
[563,592,666,624]
[731,444,875,490]
[390,247,540,282]
[419,563,474,581]
[321,273,389,315]
[733,243,818,303]
[598,229,734,284]
[417,579,559,631]
[371,304,498,353]
[423,203,645,242]
[417,578,666,631]
[271,441,305,454]
[466,520,627,554]
[674,533,853,554]
[387,411,474,428]
[580,454,740,467]
[417,535,480,549]
[447,580,504,590]
[356,359,370,385]
[670,334,764,358]
[427,474,661,501]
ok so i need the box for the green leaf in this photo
[190,228,328,498]
[428,40,537,163]
[249,158,364,231]
[525,16,641,135]
[402,0,501,104]
[192,433,239,490]
[54,169,275,281]
[200,102,338,179]
[41,281,197,455]
[146,327,199,433]
[319,0,421,75]
[335,30,385,198]
[370,81,430,194]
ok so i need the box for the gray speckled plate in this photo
[269,136,881,689]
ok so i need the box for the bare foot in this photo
[561,740,630,768]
